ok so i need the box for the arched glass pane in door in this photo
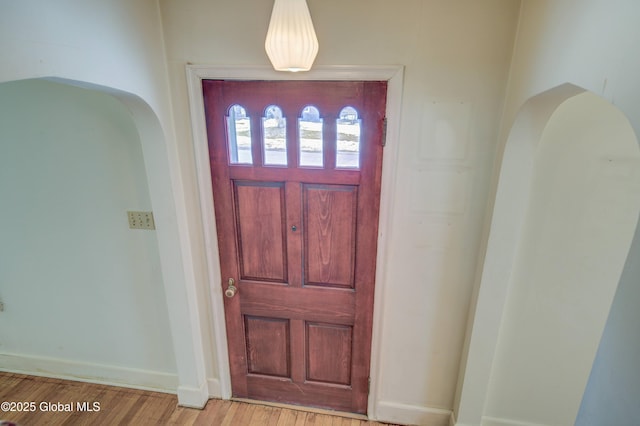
[336,106,360,169]
[262,105,287,166]
[226,104,252,164]
[299,105,323,167]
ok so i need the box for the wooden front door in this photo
[203,80,386,414]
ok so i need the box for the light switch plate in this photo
[127,211,155,230]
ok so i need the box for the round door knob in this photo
[225,278,237,298]
[225,286,237,298]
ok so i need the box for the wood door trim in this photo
[185,65,404,417]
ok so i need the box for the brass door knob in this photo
[225,278,237,298]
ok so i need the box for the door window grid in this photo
[226,104,361,169]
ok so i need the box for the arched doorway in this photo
[0,77,210,408]
[456,84,640,426]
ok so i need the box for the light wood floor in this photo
[0,373,398,425]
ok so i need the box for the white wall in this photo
[500,0,640,137]
[0,0,210,405]
[0,79,176,389]
[0,0,170,118]
[456,1,640,424]
[159,0,520,423]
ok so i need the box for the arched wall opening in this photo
[456,84,640,426]
[0,77,176,385]
[0,77,209,407]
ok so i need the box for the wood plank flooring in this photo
[0,373,399,425]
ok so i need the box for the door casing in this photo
[185,65,404,417]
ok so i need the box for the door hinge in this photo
[368,377,371,393]
[382,117,388,147]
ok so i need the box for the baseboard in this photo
[0,352,178,393]
[177,380,209,408]
[450,412,461,426]
[481,416,549,426]
[375,400,453,426]
[207,377,222,398]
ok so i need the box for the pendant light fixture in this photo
[265,0,319,72]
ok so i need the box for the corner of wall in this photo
[177,381,209,408]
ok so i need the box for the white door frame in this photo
[185,65,404,416]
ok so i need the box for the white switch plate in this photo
[127,211,155,230]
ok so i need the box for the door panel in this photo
[203,80,387,414]
[304,184,357,288]
[234,181,287,282]
[306,322,353,385]
[244,316,291,378]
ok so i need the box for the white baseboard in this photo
[0,352,178,394]
[374,400,453,426]
[177,380,209,408]
[207,377,222,398]
[481,416,549,426]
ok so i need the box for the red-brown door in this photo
[203,80,386,414]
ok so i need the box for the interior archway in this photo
[0,78,175,383]
[0,77,210,408]
[456,84,640,426]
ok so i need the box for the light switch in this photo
[127,211,156,230]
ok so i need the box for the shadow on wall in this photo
[576,137,640,423]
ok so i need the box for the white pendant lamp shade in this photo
[265,0,319,72]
